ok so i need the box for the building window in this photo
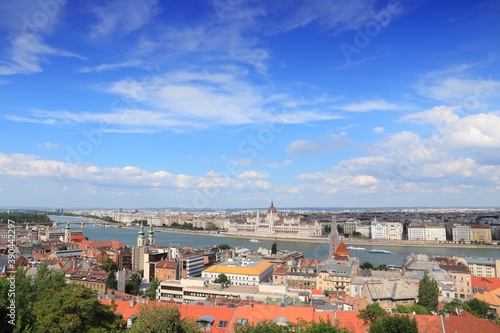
[218,320,228,328]
[235,318,248,326]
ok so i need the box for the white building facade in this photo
[407,223,446,241]
[452,225,471,243]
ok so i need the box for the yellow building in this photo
[470,225,492,244]
[201,258,274,286]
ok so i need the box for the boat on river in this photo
[346,246,366,251]
[369,249,392,254]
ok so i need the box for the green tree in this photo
[219,244,230,250]
[0,277,11,330]
[33,263,65,299]
[418,275,439,312]
[441,299,466,315]
[129,303,198,333]
[375,264,388,271]
[33,283,122,333]
[235,317,351,333]
[235,321,293,333]
[103,259,117,272]
[101,216,115,222]
[298,317,351,333]
[125,274,142,295]
[393,303,430,315]
[271,242,278,255]
[369,314,418,333]
[13,264,36,333]
[360,262,374,270]
[146,278,159,300]
[351,231,362,238]
[357,303,388,325]
[106,271,118,290]
[213,273,230,284]
[465,298,492,319]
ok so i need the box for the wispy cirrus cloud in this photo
[3,65,341,131]
[79,60,141,73]
[0,34,84,75]
[88,0,161,38]
[334,98,402,112]
[415,63,500,109]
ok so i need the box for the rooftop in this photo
[203,259,273,276]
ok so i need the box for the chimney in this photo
[129,300,135,308]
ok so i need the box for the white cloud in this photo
[402,106,500,162]
[237,171,269,179]
[5,67,340,131]
[0,34,84,75]
[416,64,500,109]
[38,141,57,149]
[285,140,322,155]
[88,0,161,38]
[290,107,500,201]
[0,153,279,206]
[79,60,141,73]
[263,0,406,35]
[268,159,293,168]
[373,126,385,134]
[334,99,401,112]
[285,132,351,156]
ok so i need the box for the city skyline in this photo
[1,1,500,209]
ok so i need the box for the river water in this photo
[50,216,500,267]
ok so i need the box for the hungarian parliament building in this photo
[226,201,323,237]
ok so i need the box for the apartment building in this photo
[155,260,180,282]
[458,256,500,278]
[315,257,358,294]
[436,258,472,300]
[67,270,108,293]
[452,225,471,243]
[370,219,403,240]
[470,225,492,243]
[407,223,446,241]
[157,278,306,305]
[361,279,418,310]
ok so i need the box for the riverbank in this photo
[118,225,500,250]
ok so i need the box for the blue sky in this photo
[1,0,500,209]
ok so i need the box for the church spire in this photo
[137,221,145,247]
[148,222,155,246]
[329,215,340,258]
[64,221,71,242]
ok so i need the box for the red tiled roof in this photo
[70,234,85,242]
[156,260,178,269]
[472,276,500,292]
[101,300,500,333]
[334,241,350,257]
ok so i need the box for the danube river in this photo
[51,216,500,267]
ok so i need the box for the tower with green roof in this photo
[64,221,71,242]
[137,221,146,247]
[148,222,155,246]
